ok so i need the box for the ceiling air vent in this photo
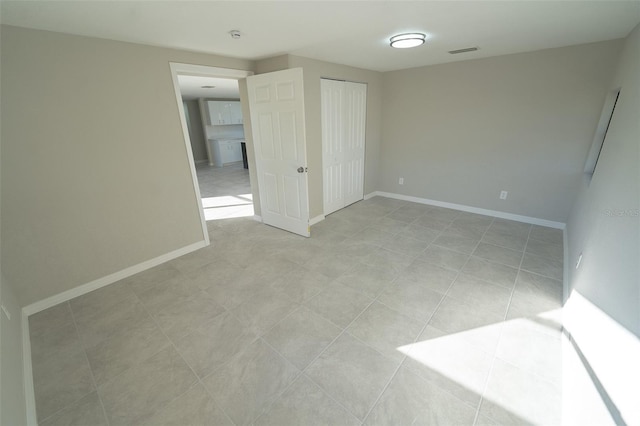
[448,47,479,54]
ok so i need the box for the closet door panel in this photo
[321,79,345,215]
[344,82,367,206]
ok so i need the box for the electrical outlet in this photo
[399,177,404,185]
[500,190,508,200]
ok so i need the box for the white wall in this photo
[0,276,27,426]
[0,25,254,306]
[183,100,207,163]
[564,24,639,425]
[380,40,623,223]
[0,67,28,423]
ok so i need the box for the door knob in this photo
[297,167,304,173]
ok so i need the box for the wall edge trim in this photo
[21,310,37,426]
[370,191,567,229]
[22,240,207,317]
[309,215,325,226]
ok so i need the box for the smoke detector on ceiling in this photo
[229,30,241,40]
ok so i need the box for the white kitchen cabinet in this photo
[229,102,244,124]
[207,139,244,167]
[207,101,243,125]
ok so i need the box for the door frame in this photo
[168,63,253,245]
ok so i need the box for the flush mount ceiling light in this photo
[390,33,426,49]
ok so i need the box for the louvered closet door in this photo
[321,79,367,216]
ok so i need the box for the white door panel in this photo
[344,82,367,206]
[321,79,345,215]
[321,79,366,214]
[248,68,310,237]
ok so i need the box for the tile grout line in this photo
[257,336,364,426]
[66,301,111,426]
[132,288,239,426]
[359,213,488,423]
[290,284,388,423]
[471,223,533,426]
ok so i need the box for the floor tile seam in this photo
[453,269,518,292]
[296,335,378,423]
[356,242,464,421]
[477,236,527,253]
[488,353,563,391]
[465,252,524,271]
[136,299,238,426]
[358,355,407,425]
[377,242,430,259]
[299,295,381,381]
[441,217,495,301]
[501,225,533,323]
[519,263,563,281]
[526,234,564,246]
[223,291,300,339]
[248,302,307,340]
[371,293,439,326]
[75,291,183,390]
[472,346,501,426]
[523,247,564,263]
[429,240,477,256]
[436,289,510,321]
[66,300,111,426]
[243,337,309,425]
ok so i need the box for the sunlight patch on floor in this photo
[202,194,254,220]
[397,309,564,425]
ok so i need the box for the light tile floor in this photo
[29,167,568,425]
[196,162,254,221]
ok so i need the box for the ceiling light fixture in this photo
[390,33,426,49]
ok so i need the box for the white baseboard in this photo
[364,192,377,200]
[253,215,262,222]
[309,215,325,226]
[22,311,37,426]
[368,191,566,229]
[22,239,208,317]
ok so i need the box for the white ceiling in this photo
[2,1,639,72]
[177,75,240,100]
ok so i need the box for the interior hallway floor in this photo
[196,162,254,221]
[29,181,569,425]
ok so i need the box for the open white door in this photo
[247,68,310,237]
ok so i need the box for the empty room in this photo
[1,1,638,425]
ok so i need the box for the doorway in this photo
[169,63,255,239]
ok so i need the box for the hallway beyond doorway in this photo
[196,162,253,221]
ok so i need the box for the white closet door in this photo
[343,82,367,207]
[321,79,345,215]
[321,79,366,215]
